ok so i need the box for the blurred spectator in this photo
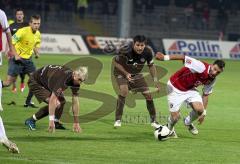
[202,6,210,30]
[184,3,193,29]
[77,0,88,19]
[230,2,238,16]
[216,6,228,34]
[193,0,204,30]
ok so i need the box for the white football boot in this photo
[114,120,121,128]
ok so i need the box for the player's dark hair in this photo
[15,8,24,14]
[30,15,41,22]
[213,60,225,70]
[133,35,147,44]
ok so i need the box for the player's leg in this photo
[132,75,159,128]
[184,102,204,135]
[3,58,19,88]
[113,75,129,128]
[25,78,50,130]
[54,97,66,130]
[12,78,17,93]
[0,78,2,111]
[142,92,160,128]
[24,60,37,108]
[114,84,128,128]
[19,73,25,92]
[25,105,48,130]
[183,91,204,135]
[166,81,186,138]
[0,116,19,153]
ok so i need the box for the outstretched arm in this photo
[202,94,209,109]
[155,52,185,61]
[72,95,81,133]
[148,64,160,92]
[48,92,59,133]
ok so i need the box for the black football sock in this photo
[146,100,156,123]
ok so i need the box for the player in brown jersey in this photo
[113,35,161,128]
[24,65,88,133]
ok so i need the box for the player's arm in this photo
[148,64,160,92]
[33,47,40,58]
[72,95,81,133]
[12,29,23,60]
[147,47,160,91]
[198,80,215,124]
[0,10,18,58]
[34,33,41,58]
[112,56,132,81]
[202,94,209,109]
[48,92,59,133]
[155,52,185,61]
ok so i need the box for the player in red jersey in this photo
[155,53,225,137]
[0,9,19,153]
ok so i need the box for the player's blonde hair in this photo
[74,67,88,81]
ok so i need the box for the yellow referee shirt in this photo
[12,26,41,59]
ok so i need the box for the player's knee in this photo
[171,112,180,121]
[120,89,128,97]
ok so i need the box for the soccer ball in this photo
[154,125,170,141]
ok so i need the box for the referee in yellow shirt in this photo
[2,15,41,108]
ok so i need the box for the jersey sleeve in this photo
[12,28,24,44]
[202,79,216,95]
[184,56,205,73]
[146,46,154,65]
[0,10,10,32]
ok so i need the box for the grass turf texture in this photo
[0,55,240,164]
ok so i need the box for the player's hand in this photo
[155,52,165,61]
[198,115,205,124]
[48,120,55,133]
[35,53,40,59]
[7,51,16,58]
[73,123,81,133]
[14,54,21,61]
[126,73,133,82]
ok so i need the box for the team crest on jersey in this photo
[140,58,145,62]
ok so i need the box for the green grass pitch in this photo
[0,54,240,164]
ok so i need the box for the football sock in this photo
[146,100,156,122]
[34,105,49,120]
[0,116,7,141]
[115,95,125,121]
[25,91,34,105]
[185,110,198,125]
[20,74,25,83]
[167,115,179,131]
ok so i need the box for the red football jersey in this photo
[0,9,10,51]
[170,56,215,91]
